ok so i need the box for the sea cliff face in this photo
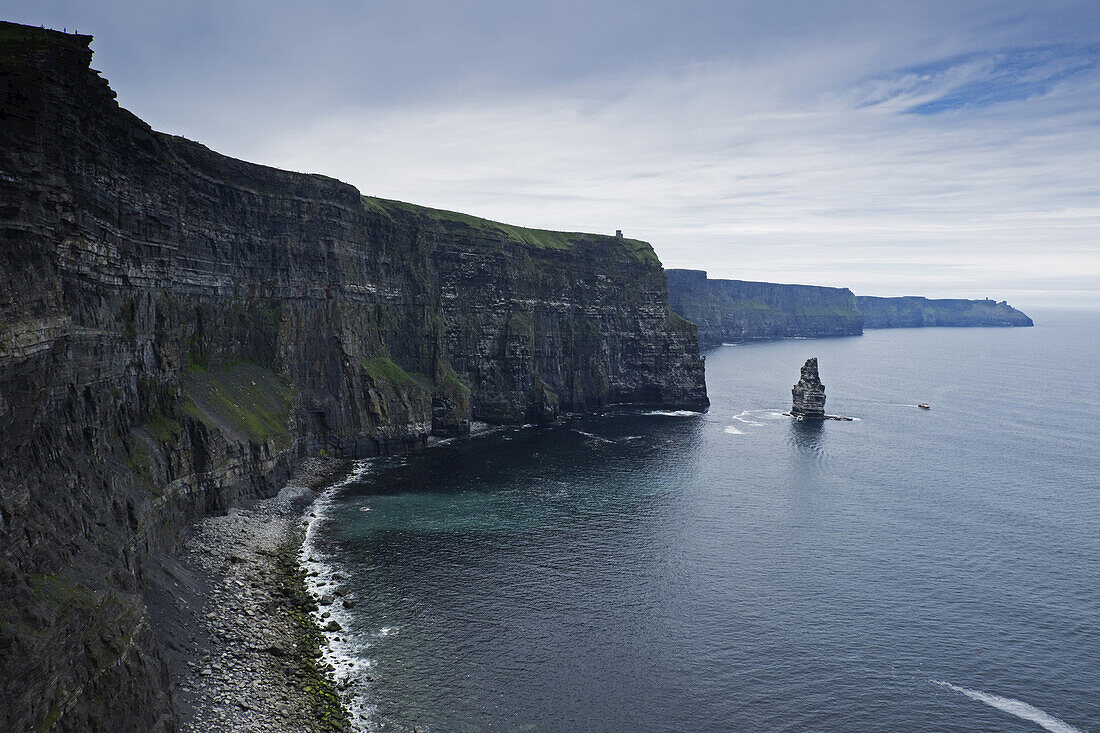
[856,296,1034,328]
[0,23,706,732]
[667,270,1034,344]
[666,269,863,346]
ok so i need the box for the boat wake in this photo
[932,681,1086,733]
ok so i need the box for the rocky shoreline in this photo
[146,459,355,732]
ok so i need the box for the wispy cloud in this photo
[852,45,1099,115]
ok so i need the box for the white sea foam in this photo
[932,681,1085,733]
[300,459,379,731]
[724,425,744,434]
[572,429,614,444]
[732,411,765,427]
[640,409,702,417]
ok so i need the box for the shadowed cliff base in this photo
[145,460,354,733]
[0,21,705,732]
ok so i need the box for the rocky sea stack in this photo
[791,358,827,420]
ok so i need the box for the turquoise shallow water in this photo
[305,310,1099,732]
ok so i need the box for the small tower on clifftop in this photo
[615,230,623,238]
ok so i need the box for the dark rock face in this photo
[667,269,863,346]
[791,358,827,420]
[856,296,1033,328]
[0,23,707,732]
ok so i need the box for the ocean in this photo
[302,310,1099,732]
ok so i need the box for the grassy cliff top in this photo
[0,21,92,65]
[361,195,660,266]
[0,21,90,46]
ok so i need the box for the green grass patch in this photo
[0,22,79,66]
[0,22,58,42]
[507,311,533,333]
[792,305,863,318]
[360,195,660,265]
[360,356,424,392]
[124,439,156,493]
[144,409,181,443]
[722,299,774,312]
[440,365,471,397]
[183,361,294,444]
[29,572,97,609]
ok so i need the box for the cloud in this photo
[8,0,1100,306]
[233,35,1100,307]
[849,45,1100,115]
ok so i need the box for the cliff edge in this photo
[666,269,863,346]
[666,270,1033,344]
[0,23,706,732]
[856,296,1034,328]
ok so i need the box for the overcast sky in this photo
[7,1,1100,307]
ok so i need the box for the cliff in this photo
[667,271,1033,344]
[0,23,706,732]
[666,269,863,345]
[856,296,1034,328]
[790,357,826,420]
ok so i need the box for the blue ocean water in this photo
[304,310,1099,732]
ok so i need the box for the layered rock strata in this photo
[790,357,826,420]
[666,269,863,346]
[856,296,1034,328]
[0,23,706,732]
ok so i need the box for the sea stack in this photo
[791,357,827,420]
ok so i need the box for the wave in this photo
[723,426,744,435]
[732,411,765,427]
[571,429,614,445]
[300,460,380,730]
[639,409,703,417]
[932,681,1085,733]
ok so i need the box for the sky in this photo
[5,1,1100,307]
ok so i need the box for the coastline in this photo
[297,426,499,729]
[146,420,641,732]
[146,458,356,732]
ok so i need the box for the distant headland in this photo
[666,269,1033,346]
